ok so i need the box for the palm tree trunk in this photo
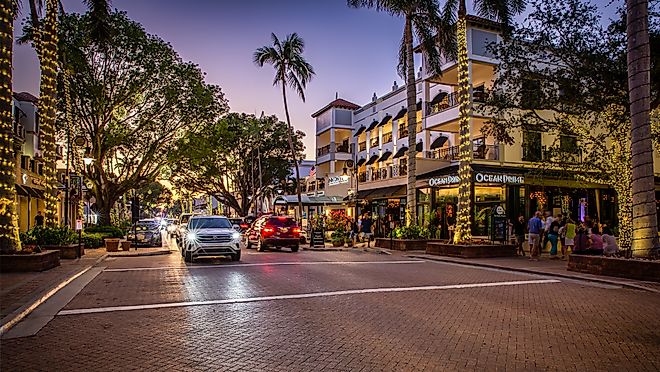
[404,16,417,226]
[627,0,658,256]
[39,0,60,226]
[0,0,21,253]
[453,0,473,243]
[281,79,303,222]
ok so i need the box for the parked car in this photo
[166,218,177,237]
[127,219,163,247]
[181,216,241,262]
[228,218,249,232]
[244,215,300,252]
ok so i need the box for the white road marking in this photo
[103,260,425,272]
[58,279,560,316]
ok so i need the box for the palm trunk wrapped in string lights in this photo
[453,13,473,244]
[0,0,21,252]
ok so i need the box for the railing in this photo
[425,85,487,116]
[318,179,325,190]
[383,132,393,144]
[318,143,352,157]
[359,141,366,152]
[399,124,409,138]
[370,137,379,148]
[431,141,500,161]
[336,144,351,154]
[317,144,331,157]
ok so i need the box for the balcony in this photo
[336,143,350,154]
[425,85,487,117]
[317,144,331,157]
[399,124,409,138]
[430,139,500,161]
[359,141,367,152]
[383,132,393,144]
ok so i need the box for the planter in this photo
[120,240,132,251]
[0,250,60,272]
[375,238,428,251]
[105,238,121,252]
[345,239,354,248]
[568,255,660,282]
[331,240,344,247]
[42,244,83,259]
[426,242,516,258]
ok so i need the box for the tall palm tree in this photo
[348,0,449,225]
[442,0,525,243]
[626,0,658,256]
[0,0,21,253]
[254,33,314,222]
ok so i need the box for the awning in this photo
[15,184,29,197]
[392,107,407,121]
[356,189,374,199]
[393,146,408,159]
[365,185,406,200]
[366,119,379,132]
[354,126,366,137]
[356,157,366,167]
[365,154,379,166]
[430,135,449,149]
[377,114,392,127]
[429,91,448,105]
[378,151,392,163]
[273,195,313,205]
[416,141,423,152]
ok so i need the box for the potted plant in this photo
[105,237,121,252]
[120,240,131,251]
[345,235,354,247]
[331,228,346,247]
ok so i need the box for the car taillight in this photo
[292,227,301,235]
[240,224,248,229]
[262,227,274,236]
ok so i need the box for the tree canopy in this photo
[169,112,305,217]
[59,10,228,224]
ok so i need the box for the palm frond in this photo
[82,0,113,44]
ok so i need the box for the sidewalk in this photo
[304,242,391,254]
[407,252,660,293]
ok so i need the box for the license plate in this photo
[280,228,288,233]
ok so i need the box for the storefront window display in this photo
[473,186,505,236]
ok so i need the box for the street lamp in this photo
[82,147,93,166]
[343,158,358,219]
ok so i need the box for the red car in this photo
[244,215,300,252]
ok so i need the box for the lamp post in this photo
[343,157,358,224]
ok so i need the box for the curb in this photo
[409,255,659,293]
[303,246,391,255]
[107,249,172,257]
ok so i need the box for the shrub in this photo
[20,226,78,246]
[85,225,125,238]
[331,228,347,243]
[326,210,351,231]
[392,225,429,240]
[81,232,106,248]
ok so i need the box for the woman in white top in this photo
[601,226,619,256]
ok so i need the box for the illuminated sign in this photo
[428,175,459,187]
[328,175,349,187]
[475,172,524,184]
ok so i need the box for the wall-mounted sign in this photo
[31,178,46,187]
[428,175,459,187]
[328,175,349,187]
[475,172,524,184]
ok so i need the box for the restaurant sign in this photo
[428,172,524,187]
[428,175,460,187]
[328,175,349,187]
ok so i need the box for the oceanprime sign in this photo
[428,172,524,187]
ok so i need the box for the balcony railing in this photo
[359,141,366,152]
[383,132,393,144]
[317,144,331,157]
[430,140,500,161]
[425,85,487,116]
[336,144,351,154]
[399,124,409,138]
[358,172,367,183]
[317,143,352,157]
[370,137,379,148]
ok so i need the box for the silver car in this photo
[181,216,241,262]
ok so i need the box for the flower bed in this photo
[0,250,60,272]
[567,255,660,282]
[426,242,516,258]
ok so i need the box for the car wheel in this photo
[184,250,193,263]
[291,245,299,253]
[232,251,241,261]
[257,239,266,252]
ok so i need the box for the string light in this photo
[453,15,472,244]
[530,191,547,211]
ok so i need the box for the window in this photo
[472,29,498,58]
[519,79,543,109]
[560,135,578,153]
[522,130,542,161]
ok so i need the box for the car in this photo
[127,219,163,247]
[175,213,198,246]
[181,216,242,262]
[244,215,300,252]
[166,218,177,237]
[228,217,249,232]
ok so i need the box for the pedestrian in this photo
[589,226,604,253]
[511,215,526,256]
[542,211,554,254]
[547,217,560,259]
[573,222,591,254]
[560,217,576,259]
[527,211,543,261]
[556,213,565,250]
[361,212,374,247]
[34,211,44,226]
[602,226,619,256]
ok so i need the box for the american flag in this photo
[309,166,316,177]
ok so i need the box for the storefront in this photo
[419,165,616,238]
[353,185,406,237]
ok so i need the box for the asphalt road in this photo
[1,236,659,371]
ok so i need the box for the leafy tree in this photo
[59,11,227,225]
[483,0,660,255]
[0,0,21,252]
[441,0,526,243]
[254,33,314,222]
[169,112,305,217]
[137,182,173,216]
[347,0,449,225]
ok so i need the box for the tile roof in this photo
[311,98,360,118]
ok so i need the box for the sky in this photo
[12,0,621,159]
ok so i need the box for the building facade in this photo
[312,17,660,238]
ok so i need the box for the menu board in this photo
[311,229,325,247]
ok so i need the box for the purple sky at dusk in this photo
[12,0,620,159]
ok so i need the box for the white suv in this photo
[181,216,241,262]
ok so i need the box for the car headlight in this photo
[232,232,241,241]
[186,232,197,242]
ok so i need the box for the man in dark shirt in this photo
[511,215,526,256]
[34,211,44,226]
[361,212,373,247]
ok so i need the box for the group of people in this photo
[511,211,619,261]
[349,212,374,245]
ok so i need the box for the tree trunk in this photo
[281,79,303,222]
[454,1,473,243]
[0,0,21,253]
[627,0,658,256]
[39,0,60,226]
[404,16,417,226]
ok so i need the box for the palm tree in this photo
[0,0,22,253]
[441,0,525,243]
[254,33,314,222]
[23,0,111,227]
[348,0,449,225]
[626,0,658,256]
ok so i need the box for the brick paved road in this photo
[1,242,659,371]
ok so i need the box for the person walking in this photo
[512,215,526,256]
[34,211,44,227]
[541,211,554,254]
[527,211,543,261]
[560,217,576,259]
[361,212,373,247]
[547,217,560,259]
